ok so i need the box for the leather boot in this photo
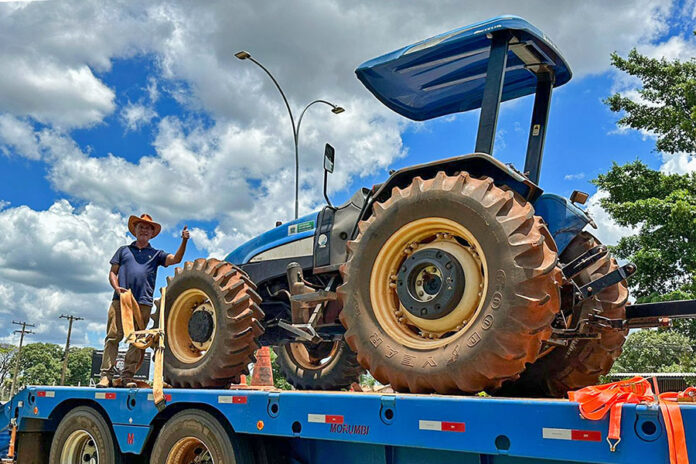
[96,376,111,388]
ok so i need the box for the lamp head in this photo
[235,51,251,60]
[331,106,345,114]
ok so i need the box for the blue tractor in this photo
[161,16,633,396]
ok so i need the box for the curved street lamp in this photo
[235,50,345,219]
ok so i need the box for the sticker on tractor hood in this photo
[288,220,315,235]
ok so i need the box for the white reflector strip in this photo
[543,428,572,440]
[419,420,442,431]
[308,414,343,424]
[94,392,116,400]
[419,420,465,432]
[37,391,55,398]
[542,427,601,442]
[218,395,247,404]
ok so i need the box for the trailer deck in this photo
[3,384,694,463]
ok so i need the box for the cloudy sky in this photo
[0,0,695,348]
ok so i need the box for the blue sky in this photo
[0,0,694,347]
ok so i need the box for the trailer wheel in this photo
[276,340,364,390]
[150,410,253,464]
[499,232,629,397]
[49,406,122,464]
[162,258,265,388]
[339,171,561,393]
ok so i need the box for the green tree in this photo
[269,348,292,390]
[65,347,94,386]
[0,344,16,387]
[612,330,695,373]
[18,343,63,386]
[606,47,696,154]
[593,161,696,300]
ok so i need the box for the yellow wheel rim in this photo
[166,437,213,464]
[369,217,488,350]
[167,288,217,364]
[288,342,340,371]
[61,430,99,463]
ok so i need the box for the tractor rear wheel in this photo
[162,258,265,388]
[498,232,629,397]
[276,340,363,390]
[338,171,562,393]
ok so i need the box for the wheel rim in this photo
[369,217,487,349]
[168,288,217,364]
[166,437,214,464]
[60,430,99,464]
[288,342,340,370]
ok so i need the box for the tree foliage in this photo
[593,161,696,300]
[612,330,694,373]
[18,343,63,386]
[606,48,696,154]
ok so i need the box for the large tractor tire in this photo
[162,258,265,388]
[276,340,364,390]
[49,406,122,464]
[338,171,562,393]
[498,232,629,397]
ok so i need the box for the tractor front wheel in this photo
[276,340,363,390]
[339,171,562,393]
[162,258,265,388]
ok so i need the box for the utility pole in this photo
[59,314,83,386]
[10,321,34,397]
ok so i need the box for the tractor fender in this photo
[532,193,594,255]
[362,152,542,222]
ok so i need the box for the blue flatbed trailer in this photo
[1,385,694,463]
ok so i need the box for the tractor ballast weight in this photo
[161,16,635,396]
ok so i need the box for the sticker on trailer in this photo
[95,392,116,400]
[36,391,55,398]
[147,393,172,402]
[218,395,247,404]
[419,420,465,432]
[288,220,315,235]
[308,413,344,424]
[542,427,601,442]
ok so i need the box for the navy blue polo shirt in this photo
[111,242,168,305]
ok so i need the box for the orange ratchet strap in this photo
[568,377,691,464]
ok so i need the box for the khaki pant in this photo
[99,299,152,379]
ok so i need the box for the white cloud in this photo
[0,114,41,159]
[120,102,157,131]
[585,190,638,247]
[564,172,585,181]
[659,152,696,174]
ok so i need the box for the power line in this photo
[10,321,34,397]
[59,314,83,386]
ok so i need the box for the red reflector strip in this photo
[36,391,54,398]
[147,394,172,402]
[95,392,116,400]
[419,420,465,432]
[543,428,601,442]
[308,414,344,424]
[218,395,247,404]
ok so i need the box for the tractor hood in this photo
[355,15,572,121]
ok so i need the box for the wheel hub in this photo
[188,307,214,344]
[396,248,465,320]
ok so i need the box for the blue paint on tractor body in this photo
[225,212,318,265]
[533,194,592,253]
[355,15,571,122]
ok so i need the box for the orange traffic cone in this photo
[250,346,274,386]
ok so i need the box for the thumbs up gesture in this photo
[181,225,190,240]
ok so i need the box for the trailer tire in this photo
[276,340,364,390]
[49,406,122,464]
[339,171,561,393]
[162,258,265,388]
[498,232,629,397]
[150,410,253,464]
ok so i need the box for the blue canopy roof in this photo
[355,16,572,121]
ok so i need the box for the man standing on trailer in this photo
[97,214,190,388]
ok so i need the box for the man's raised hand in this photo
[182,225,190,240]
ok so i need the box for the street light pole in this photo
[235,51,344,220]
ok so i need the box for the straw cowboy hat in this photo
[128,213,162,238]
